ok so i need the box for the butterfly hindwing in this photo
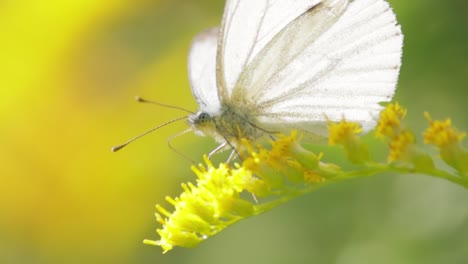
[188,27,220,115]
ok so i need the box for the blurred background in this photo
[1,0,467,263]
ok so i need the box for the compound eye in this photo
[198,112,210,123]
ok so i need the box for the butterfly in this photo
[187,0,403,159]
[112,0,403,161]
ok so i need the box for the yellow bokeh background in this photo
[1,1,467,263]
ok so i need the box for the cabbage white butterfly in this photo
[113,0,403,160]
[187,0,403,157]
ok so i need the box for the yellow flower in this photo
[145,132,336,253]
[375,103,407,139]
[304,170,326,183]
[328,120,370,164]
[424,113,468,174]
[388,130,416,162]
[375,103,423,165]
[423,113,465,148]
[328,120,362,146]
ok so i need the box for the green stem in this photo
[253,162,468,216]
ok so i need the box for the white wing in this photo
[188,27,220,115]
[216,0,321,100]
[234,0,403,139]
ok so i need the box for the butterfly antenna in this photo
[135,96,194,114]
[111,116,188,152]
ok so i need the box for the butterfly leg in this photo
[208,142,228,160]
[167,128,196,164]
[226,149,238,164]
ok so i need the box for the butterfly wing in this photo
[232,0,403,139]
[216,0,321,101]
[188,27,220,114]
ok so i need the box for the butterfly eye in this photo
[198,112,210,123]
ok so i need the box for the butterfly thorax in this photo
[188,104,264,146]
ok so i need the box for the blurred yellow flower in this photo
[0,0,189,262]
[388,130,416,162]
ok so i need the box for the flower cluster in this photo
[145,104,468,253]
[144,132,340,253]
[424,113,468,174]
[375,103,417,162]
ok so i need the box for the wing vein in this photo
[243,1,270,71]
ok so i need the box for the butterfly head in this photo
[188,111,219,138]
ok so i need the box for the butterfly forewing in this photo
[216,0,321,101]
[232,0,349,106]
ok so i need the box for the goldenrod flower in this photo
[423,113,465,148]
[375,103,421,164]
[145,132,340,253]
[375,102,407,139]
[328,120,362,145]
[424,113,468,174]
[328,120,370,164]
[388,130,416,162]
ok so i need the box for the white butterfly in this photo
[187,0,403,157]
[112,0,403,157]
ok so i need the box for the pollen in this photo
[375,103,407,139]
[388,130,416,161]
[328,120,362,146]
[328,119,370,164]
[423,113,466,148]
